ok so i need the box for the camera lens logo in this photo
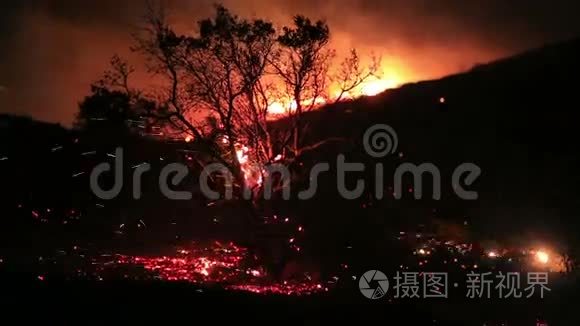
[359,270,389,299]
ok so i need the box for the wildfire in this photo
[358,77,399,96]
[115,242,247,283]
[267,101,287,115]
[236,145,263,189]
[236,146,249,165]
[267,96,328,117]
[266,74,401,117]
[182,70,404,186]
[110,242,325,296]
[535,250,550,264]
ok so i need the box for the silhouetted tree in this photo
[274,17,379,156]
[75,56,157,137]
[75,85,135,134]
[80,4,379,194]
[133,5,280,189]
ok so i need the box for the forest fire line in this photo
[184,70,403,186]
[266,73,401,116]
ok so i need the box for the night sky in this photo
[2,0,580,125]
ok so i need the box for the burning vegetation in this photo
[2,4,580,325]
[76,4,397,196]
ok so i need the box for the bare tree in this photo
[179,5,279,168]
[333,49,380,102]
[132,4,209,144]
[131,5,283,191]
[272,16,332,156]
[273,16,379,157]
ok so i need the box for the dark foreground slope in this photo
[288,37,580,250]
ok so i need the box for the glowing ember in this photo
[109,242,324,296]
[237,148,263,190]
[228,283,325,296]
[236,146,249,165]
[536,250,549,264]
[115,242,247,283]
